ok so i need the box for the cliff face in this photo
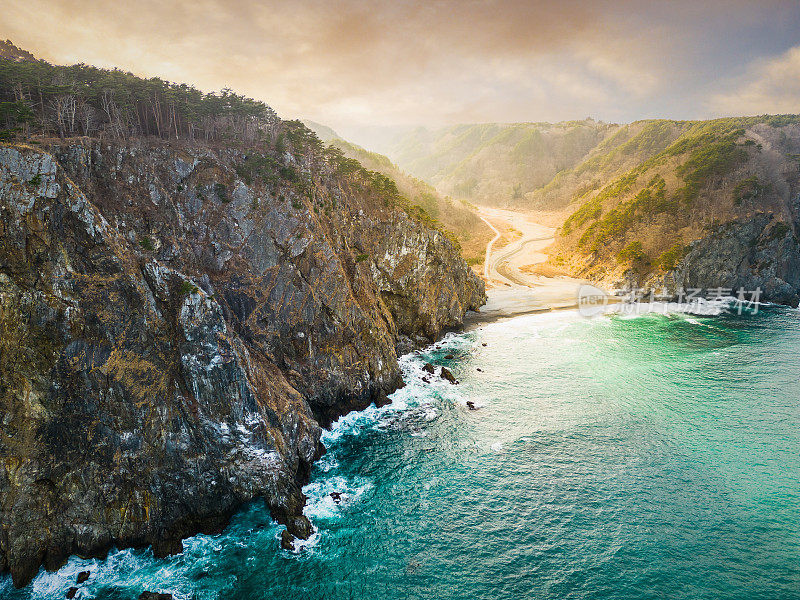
[302,122,493,266]
[0,139,484,587]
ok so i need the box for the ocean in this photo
[6,304,800,599]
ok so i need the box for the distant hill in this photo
[384,121,615,207]
[304,120,493,265]
[385,115,800,304]
[547,116,800,302]
[303,120,339,143]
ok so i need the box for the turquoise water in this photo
[5,305,800,599]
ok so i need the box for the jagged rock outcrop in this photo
[673,215,800,305]
[633,213,800,306]
[0,139,484,587]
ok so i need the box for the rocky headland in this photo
[0,132,484,586]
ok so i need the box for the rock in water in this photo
[440,367,458,384]
[65,588,78,599]
[0,137,485,586]
[76,571,90,583]
[423,363,436,374]
[138,593,173,600]
[280,529,295,551]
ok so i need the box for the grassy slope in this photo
[549,116,800,283]
[386,120,614,207]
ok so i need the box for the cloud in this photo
[1,0,799,133]
[709,46,800,116]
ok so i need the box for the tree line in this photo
[0,47,447,237]
[0,56,280,141]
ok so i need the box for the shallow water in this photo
[5,306,800,599]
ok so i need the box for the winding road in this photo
[466,206,588,325]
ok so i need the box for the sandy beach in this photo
[466,206,588,326]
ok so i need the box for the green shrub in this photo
[27,173,42,187]
[617,241,647,263]
[178,280,199,296]
[563,197,602,234]
[656,243,685,271]
[280,166,298,182]
[733,176,766,205]
[214,183,229,202]
[138,236,154,252]
[235,154,278,185]
[355,253,369,262]
[675,135,747,204]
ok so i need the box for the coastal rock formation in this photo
[0,139,484,587]
[544,118,800,305]
[672,215,800,305]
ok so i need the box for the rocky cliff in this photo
[0,136,484,587]
[548,117,800,306]
[303,121,493,266]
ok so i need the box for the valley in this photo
[469,206,586,323]
[2,14,800,599]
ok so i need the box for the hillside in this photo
[384,120,615,206]
[304,120,493,265]
[547,116,800,304]
[0,40,35,63]
[384,114,800,305]
[0,47,484,587]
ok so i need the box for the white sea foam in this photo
[299,337,472,549]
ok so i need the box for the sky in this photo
[2,0,800,147]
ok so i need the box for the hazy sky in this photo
[3,0,800,145]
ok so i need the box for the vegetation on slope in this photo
[551,116,800,283]
[304,121,493,265]
[385,121,613,206]
[0,41,459,239]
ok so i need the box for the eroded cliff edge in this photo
[0,137,484,587]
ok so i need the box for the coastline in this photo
[466,205,589,327]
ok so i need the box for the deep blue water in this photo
[5,305,800,599]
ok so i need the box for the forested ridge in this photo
[0,40,459,241]
[0,39,278,142]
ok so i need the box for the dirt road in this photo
[467,206,588,325]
